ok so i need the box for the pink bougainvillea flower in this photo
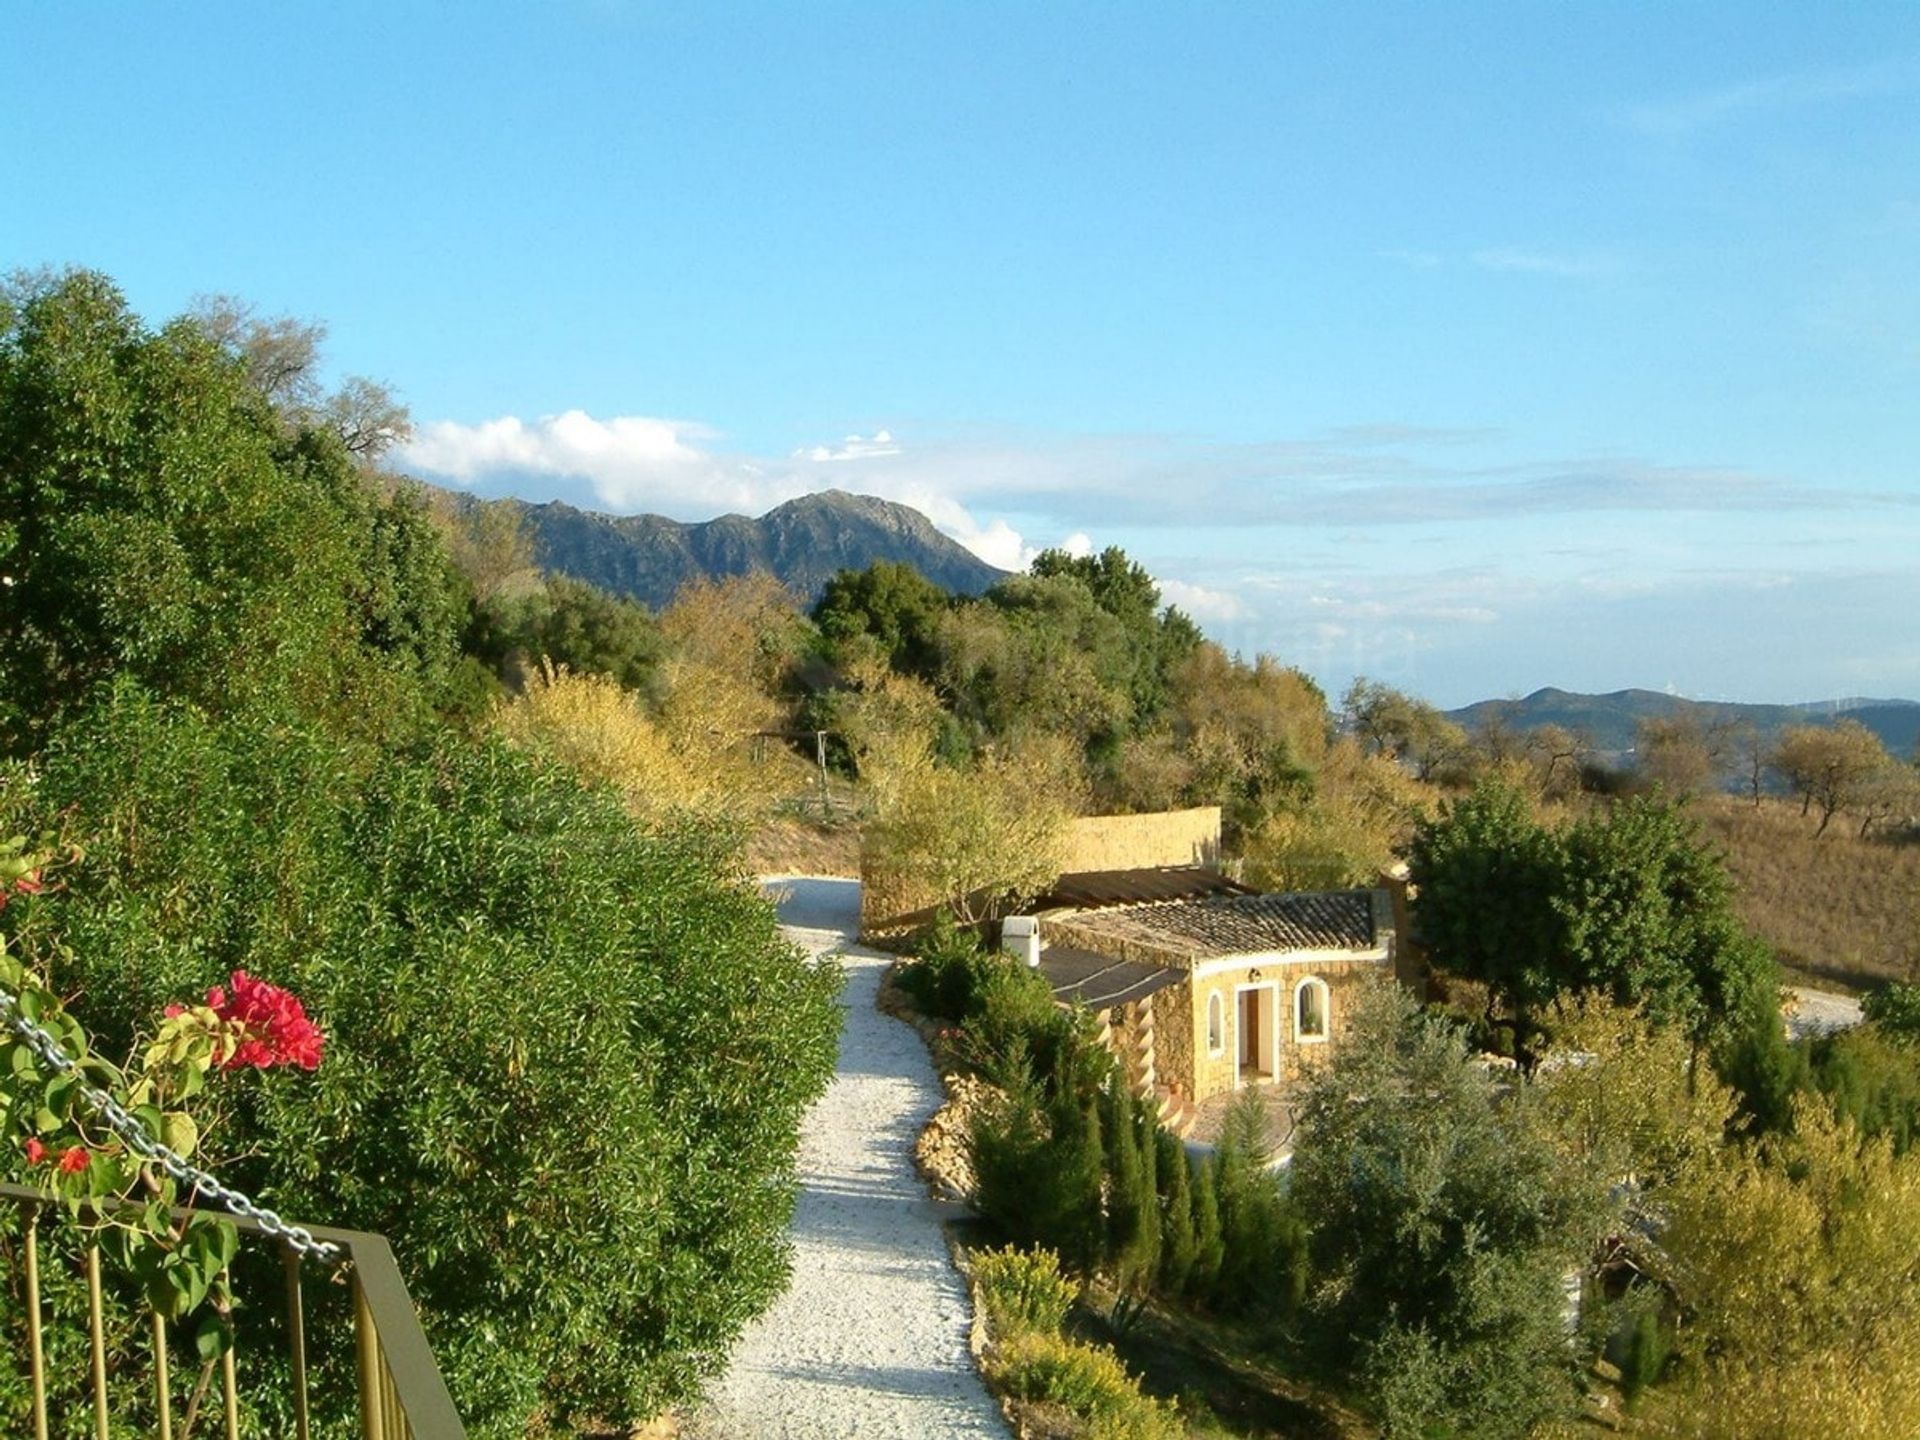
[209,971,324,1071]
[57,1146,89,1175]
[24,1137,48,1166]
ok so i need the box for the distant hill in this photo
[1445,687,1920,760]
[466,488,1009,609]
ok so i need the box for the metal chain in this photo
[0,986,342,1263]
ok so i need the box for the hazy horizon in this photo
[7,3,1916,709]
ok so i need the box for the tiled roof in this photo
[1061,891,1377,960]
[1036,946,1185,1009]
[1031,866,1252,912]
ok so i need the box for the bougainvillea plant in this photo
[1,833,326,1353]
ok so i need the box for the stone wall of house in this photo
[1150,982,1196,1101]
[1059,806,1222,873]
[1105,998,1158,1096]
[1185,955,1394,1103]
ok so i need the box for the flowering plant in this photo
[1,834,327,1344]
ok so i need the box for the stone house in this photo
[1007,872,1399,1133]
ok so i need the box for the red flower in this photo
[57,1146,89,1175]
[208,971,324,1072]
[24,1137,47,1166]
[12,871,44,896]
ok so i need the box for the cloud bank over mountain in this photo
[402,411,1920,709]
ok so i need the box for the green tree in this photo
[1412,784,1777,1059]
[1771,720,1891,836]
[1029,544,1201,728]
[1103,1078,1159,1301]
[1555,796,1777,1051]
[0,269,464,751]
[1189,1153,1224,1299]
[812,559,950,679]
[1291,983,1610,1439]
[1408,780,1564,1038]
[473,574,666,696]
[1155,1128,1197,1296]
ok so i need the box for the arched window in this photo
[1206,991,1225,1055]
[1295,978,1330,1042]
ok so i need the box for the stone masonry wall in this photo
[1186,955,1393,1103]
[1059,807,1222,873]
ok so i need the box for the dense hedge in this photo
[1,270,845,1434]
[8,693,842,1432]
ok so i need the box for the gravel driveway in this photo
[686,877,1006,1439]
[1786,986,1866,1042]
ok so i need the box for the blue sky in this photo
[5,3,1916,707]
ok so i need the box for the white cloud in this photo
[1156,577,1247,622]
[402,410,772,513]
[1058,532,1094,559]
[796,430,901,462]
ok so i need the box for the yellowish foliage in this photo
[1655,1103,1920,1439]
[493,662,790,823]
[1531,997,1735,1189]
[1241,741,1427,892]
[863,730,1078,924]
[833,656,947,812]
[659,572,802,698]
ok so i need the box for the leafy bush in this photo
[990,1330,1181,1438]
[1622,1307,1671,1403]
[897,910,1000,1021]
[901,913,1112,1095]
[972,1246,1079,1336]
[8,694,843,1436]
[970,1062,1108,1271]
[1865,982,1920,1042]
[964,960,1075,1086]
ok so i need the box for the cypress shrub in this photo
[1190,1155,1224,1298]
[1156,1129,1197,1297]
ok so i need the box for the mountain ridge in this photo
[1445,686,1920,758]
[446,486,1010,609]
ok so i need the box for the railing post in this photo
[21,1203,48,1440]
[152,1309,175,1440]
[285,1244,313,1440]
[354,1267,388,1440]
[86,1244,110,1440]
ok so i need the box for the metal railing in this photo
[3,1182,465,1440]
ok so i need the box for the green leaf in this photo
[193,1313,232,1361]
[160,1110,198,1157]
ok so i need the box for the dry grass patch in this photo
[1700,798,1920,990]
[745,815,863,877]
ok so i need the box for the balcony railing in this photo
[3,1181,465,1440]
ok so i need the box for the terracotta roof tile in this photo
[1060,891,1377,961]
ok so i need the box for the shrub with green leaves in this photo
[972,1245,1079,1336]
[6,695,843,1436]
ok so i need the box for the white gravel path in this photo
[1787,986,1866,1042]
[686,877,1007,1439]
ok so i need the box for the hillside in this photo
[1702,797,1920,990]
[468,487,1009,609]
[1446,686,1920,759]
